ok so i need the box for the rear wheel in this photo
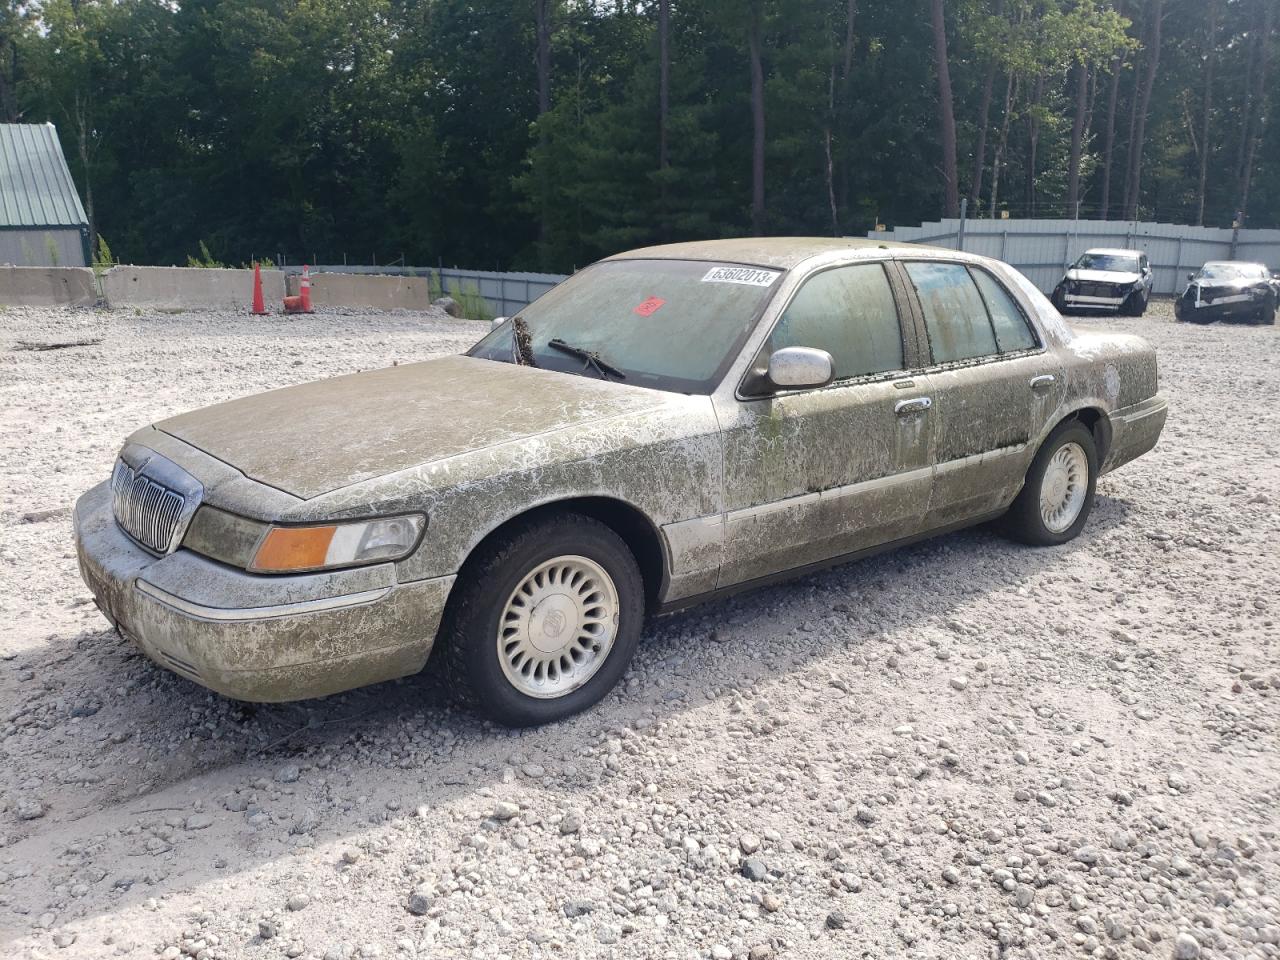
[439,512,644,727]
[1002,421,1098,546]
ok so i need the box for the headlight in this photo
[249,514,426,573]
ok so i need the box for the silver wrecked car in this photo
[74,238,1168,725]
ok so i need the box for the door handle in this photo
[1029,374,1056,391]
[895,397,932,416]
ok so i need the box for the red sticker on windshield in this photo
[633,296,666,317]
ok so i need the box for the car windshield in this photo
[1196,263,1264,281]
[1075,252,1140,273]
[468,259,783,393]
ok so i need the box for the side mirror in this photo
[491,316,508,330]
[767,346,835,391]
[1187,273,1194,282]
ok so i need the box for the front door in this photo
[713,261,935,588]
[897,260,1064,527]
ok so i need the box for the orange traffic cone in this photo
[300,264,313,313]
[283,265,315,314]
[251,262,268,315]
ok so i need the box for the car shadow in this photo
[0,493,1134,944]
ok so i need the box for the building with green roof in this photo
[0,123,90,267]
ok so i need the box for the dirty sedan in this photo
[1174,261,1277,325]
[74,239,1168,726]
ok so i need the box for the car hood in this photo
[1186,277,1256,290]
[1065,269,1140,284]
[156,354,673,499]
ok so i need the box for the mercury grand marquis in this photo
[74,238,1168,726]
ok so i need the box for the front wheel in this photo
[1001,421,1098,546]
[1122,290,1148,317]
[439,512,644,727]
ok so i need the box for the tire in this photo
[1001,420,1099,546]
[438,512,644,727]
[1122,290,1147,317]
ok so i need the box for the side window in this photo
[770,263,904,379]
[971,268,1037,352]
[904,262,998,363]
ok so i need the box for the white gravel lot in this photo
[0,302,1277,960]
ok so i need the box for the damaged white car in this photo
[1051,248,1153,316]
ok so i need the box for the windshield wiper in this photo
[547,338,627,380]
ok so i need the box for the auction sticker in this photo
[633,296,666,316]
[701,266,781,286]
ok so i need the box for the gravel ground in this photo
[0,301,1277,960]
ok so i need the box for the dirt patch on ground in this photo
[1,302,1277,959]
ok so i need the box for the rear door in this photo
[896,260,1064,529]
[713,260,935,587]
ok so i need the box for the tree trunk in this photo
[1195,0,1217,225]
[824,64,838,236]
[842,0,856,80]
[748,3,765,235]
[1066,61,1089,216]
[534,0,553,116]
[1234,2,1258,209]
[658,0,669,173]
[969,59,997,214]
[1123,0,1162,221]
[73,96,95,256]
[1024,73,1044,216]
[1236,0,1272,221]
[1099,56,1122,219]
[990,72,1018,217]
[930,0,959,217]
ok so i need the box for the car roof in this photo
[1201,260,1265,269]
[603,237,932,270]
[1081,248,1141,257]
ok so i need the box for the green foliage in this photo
[186,240,226,269]
[444,277,494,322]
[6,0,1278,272]
[92,235,116,276]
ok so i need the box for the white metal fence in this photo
[867,218,1280,296]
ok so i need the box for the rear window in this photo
[905,262,998,363]
[905,262,1038,364]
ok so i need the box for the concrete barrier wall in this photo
[286,272,432,310]
[102,266,285,311]
[0,266,97,306]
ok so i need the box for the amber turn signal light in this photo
[248,515,426,573]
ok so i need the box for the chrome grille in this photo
[111,459,187,553]
[1076,281,1122,298]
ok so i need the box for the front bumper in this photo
[1175,295,1264,322]
[73,481,454,702]
[1062,292,1126,311]
[1101,394,1168,475]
